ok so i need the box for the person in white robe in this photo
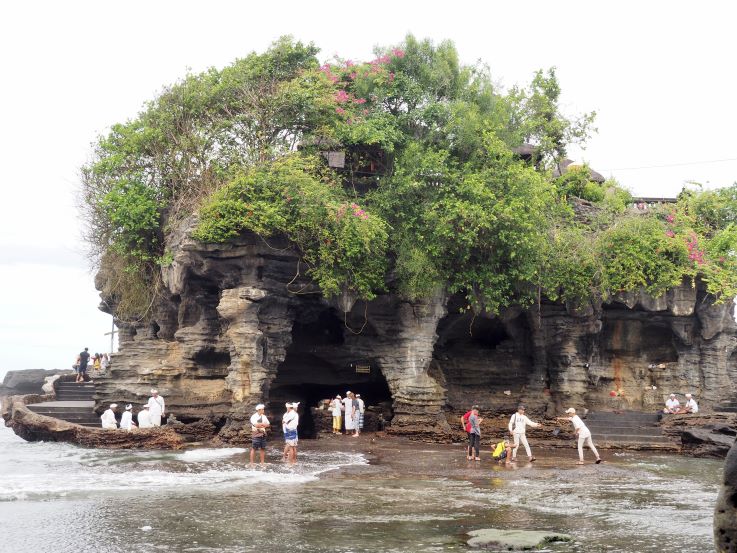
[137,404,152,428]
[342,392,354,432]
[120,404,136,431]
[147,388,165,426]
[101,403,118,429]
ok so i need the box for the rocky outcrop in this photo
[715,438,737,552]
[0,369,73,397]
[661,413,737,458]
[79,219,737,445]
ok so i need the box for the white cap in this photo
[125,404,132,410]
[292,402,300,408]
[669,393,676,397]
[142,404,149,409]
[255,404,265,410]
[335,395,342,399]
[346,391,352,395]
[110,403,118,409]
[151,389,158,394]
[565,407,576,414]
[685,393,692,398]
[285,402,292,409]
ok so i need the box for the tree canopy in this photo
[82,36,737,320]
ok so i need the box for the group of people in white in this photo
[663,392,699,414]
[329,391,365,436]
[248,401,301,464]
[462,404,602,466]
[100,389,165,430]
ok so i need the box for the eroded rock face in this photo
[93,220,737,443]
[715,438,737,552]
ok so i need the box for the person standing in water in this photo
[282,402,299,464]
[330,395,342,434]
[508,405,540,462]
[468,406,482,461]
[558,407,601,465]
[249,403,270,464]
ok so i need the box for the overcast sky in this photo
[1,1,735,377]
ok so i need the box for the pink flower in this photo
[388,72,395,82]
[354,97,366,104]
[362,109,369,115]
[665,230,675,238]
[666,213,675,223]
[392,48,405,58]
[344,60,355,67]
[335,90,352,103]
[335,107,346,115]
[349,72,357,80]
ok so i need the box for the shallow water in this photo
[0,424,720,552]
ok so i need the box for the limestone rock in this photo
[715,438,737,552]
[0,369,73,397]
[467,528,573,549]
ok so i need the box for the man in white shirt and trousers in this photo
[101,403,118,429]
[342,391,354,434]
[147,388,165,426]
[558,407,601,465]
[120,404,136,431]
[137,404,153,428]
[508,404,540,462]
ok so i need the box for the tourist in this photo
[120,404,136,431]
[137,404,152,428]
[249,404,270,464]
[282,402,299,464]
[76,347,90,383]
[356,394,365,431]
[468,406,482,461]
[491,438,511,465]
[681,393,699,414]
[147,388,165,426]
[93,354,102,371]
[559,407,601,465]
[101,403,118,429]
[330,395,342,434]
[663,393,680,414]
[508,405,540,462]
[461,407,474,460]
[343,392,354,434]
[351,393,361,437]
[100,353,109,372]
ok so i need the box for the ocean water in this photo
[0,424,721,553]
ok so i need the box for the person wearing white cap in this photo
[282,402,300,463]
[342,392,354,434]
[120,404,136,431]
[137,403,152,428]
[681,393,699,414]
[663,393,680,414]
[147,388,165,426]
[101,403,118,429]
[508,405,540,462]
[330,395,343,434]
[250,404,270,464]
[558,407,601,465]
[356,394,365,431]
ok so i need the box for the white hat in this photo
[151,389,158,394]
[565,407,576,414]
[255,404,265,410]
[346,391,352,395]
[335,395,342,399]
[142,404,149,409]
[285,402,292,409]
[669,393,676,397]
[685,393,692,398]
[110,403,118,409]
[292,402,300,408]
[125,404,132,411]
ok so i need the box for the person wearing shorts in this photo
[249,404,270,464]
[282,402,300,464]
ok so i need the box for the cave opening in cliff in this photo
[433,307,534,409]
[268,307,393,437]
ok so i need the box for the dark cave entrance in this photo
[268,307,393,437]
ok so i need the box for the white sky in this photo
[1,1,735,376]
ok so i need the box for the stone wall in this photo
[94,220,737,442]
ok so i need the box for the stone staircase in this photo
[583,411,674,447]
[26,381,99,428]
[714,399,737,413]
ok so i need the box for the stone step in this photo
[715,407,737,413]
[55,395,95,401]
[584,426,663,437]
[595,434,674,445]
[586,411,659,422]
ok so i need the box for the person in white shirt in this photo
[282,402,300,464]
[120,404,136,431]
[663,394,680,414]
[137,404,152,428]
[342,392,354,433]
[249,403,270,464]
[331,395,342,434]
[681,393,699,414]
[147,389,165,426]
[508,405,540,462]
[100,403,118,429]
[558,407,601,465]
